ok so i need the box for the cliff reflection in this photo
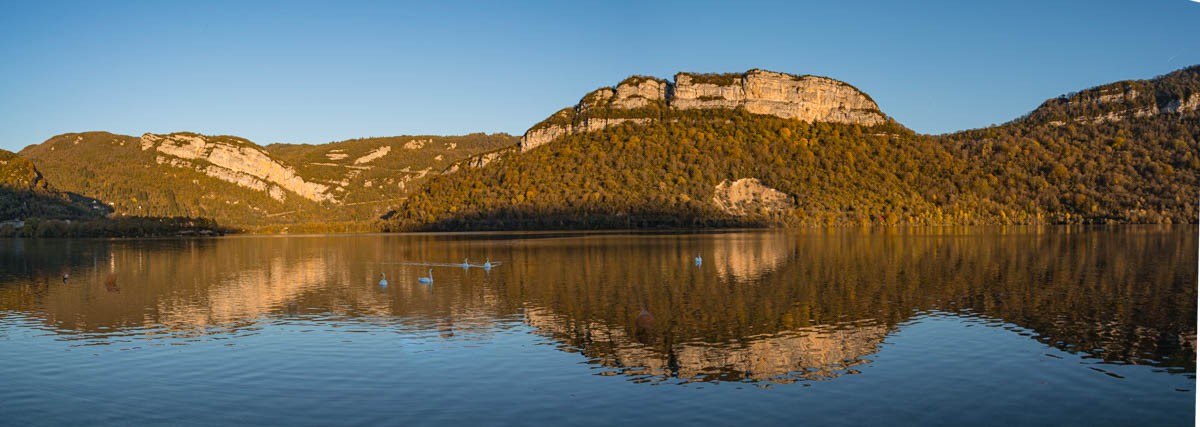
[0,227,1193,385]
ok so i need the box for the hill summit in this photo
[388,66,1199,230]
[520,69,887,151]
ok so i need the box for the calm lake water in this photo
[0,227,1194,426]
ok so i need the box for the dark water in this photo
[0,227,1194,426]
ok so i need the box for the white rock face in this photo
[520,117,653,152]
[155,154,291,202]
[353,146,391,164]
[1097,88,1138,104]
[712,178,793,216]
[141,133,332,202]
[671,75,744,110]
[1164,93,1200,114]
[674,70,885,125]
[403,139,431,150]
[519,69,885,152]
[520,115,572,152]
[469,151,504,168]
[612,78,669,109]
[1071,92,1200,124]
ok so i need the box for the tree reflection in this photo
[0,227,1193,384]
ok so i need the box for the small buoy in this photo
[62,272,69,283]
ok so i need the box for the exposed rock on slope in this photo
[392,65,1200,230]
[141,133,332,202]
[712,178,794,216]
[268,134,516,208]
[610,77,670,109]
[673,70,884,124]
[353,146,392,164]
[1026,65,1200,124]
[519,70,886,151]
[20,131,517,227]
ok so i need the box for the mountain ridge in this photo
[6,65,1199,233]
[18,131,517,227]
[385,65,1199,230]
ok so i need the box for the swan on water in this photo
[418,269,434,284]
[461,258,471,269]
[694,255,702,266]
[379,272,388,287]
[483,258,493,270]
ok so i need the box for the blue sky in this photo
[1,1,1197,151]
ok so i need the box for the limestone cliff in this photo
[140,133,332,203]
[673,70,884,125]
[1027,65,1200,125]
[520,76,670,152]
[519,70,886,151]
[444,148,512,175]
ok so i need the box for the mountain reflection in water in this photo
[0,227,1194,386]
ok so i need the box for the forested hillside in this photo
[0,149,98,222]
[6,66,1197,233]
[384,67,1200,230]
[18,132,516,228]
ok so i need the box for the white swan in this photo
[482,258,493,270]
[418,269,433,284]
[461,258,471,269]
[379,272,388,287]
[694,255,702,266]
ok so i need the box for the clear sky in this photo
[1,0,1198,151]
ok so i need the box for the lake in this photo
[0,227,1194,426]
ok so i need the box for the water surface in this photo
[0,227,1194,426]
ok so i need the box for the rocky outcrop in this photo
[353,146,391,165]
[1027,66,1200,124]
[612,77,669,109]
[1164,93,1200,114]
[141,133,332,202]
[520,111,573,153]
[519,70,885,152]
[712,178,794,216]
[521,115,652,152]
[674,70,885,125]
[468,151,505,169]
[1068,91,1199,124]
[403,138,432,150]
[445,148,514,175]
